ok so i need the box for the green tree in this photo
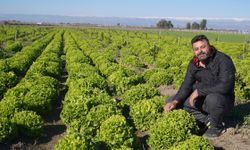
[156,19,174,29]
[186,22,191,29]
[191,22,200,29]
[200,19,207,30]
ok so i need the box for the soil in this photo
[211,127,250,150]
[157,85,178,97]
[0,85,249,150]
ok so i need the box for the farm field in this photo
[0,25,250,150]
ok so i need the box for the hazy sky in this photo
[1,0,250,19]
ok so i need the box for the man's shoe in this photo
[203,127,226,139]
[196,121,210,135]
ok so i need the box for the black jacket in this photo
[175,48,236,103]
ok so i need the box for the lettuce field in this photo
[0,25,250,149]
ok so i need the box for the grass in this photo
[112,27,250,43]
[149,30,250,43]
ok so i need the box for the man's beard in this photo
[197,52,209,61]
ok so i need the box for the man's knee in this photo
[203,93,231,113]
[205,93,222,105]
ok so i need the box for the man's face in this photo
[192,40,210,61]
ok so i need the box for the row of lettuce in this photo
[0,31,55,100]
[54,29,213,149]
[0,25,52,45]
[0,31,63,143]
[0,25,52,59]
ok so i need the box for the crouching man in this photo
[164,35,235,138]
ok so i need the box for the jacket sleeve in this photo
[175,62,196,103]
[197,57,235,96]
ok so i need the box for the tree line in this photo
[156,19,207,30]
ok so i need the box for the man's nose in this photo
[197,48,202,53]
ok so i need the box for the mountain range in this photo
[1,14,250,32]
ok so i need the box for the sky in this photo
[1,0,250,19]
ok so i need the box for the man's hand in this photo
[164,100,178,112]
[189,89,199,107]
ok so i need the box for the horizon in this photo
[1,13,250,32]
[1,13,250,22]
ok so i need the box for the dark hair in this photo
[191,35,210,45]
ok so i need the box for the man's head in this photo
[191,35,211,61]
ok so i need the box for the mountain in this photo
[1,14,250,32]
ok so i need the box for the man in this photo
[164,35,235,138]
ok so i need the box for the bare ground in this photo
[211,127,250,150]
